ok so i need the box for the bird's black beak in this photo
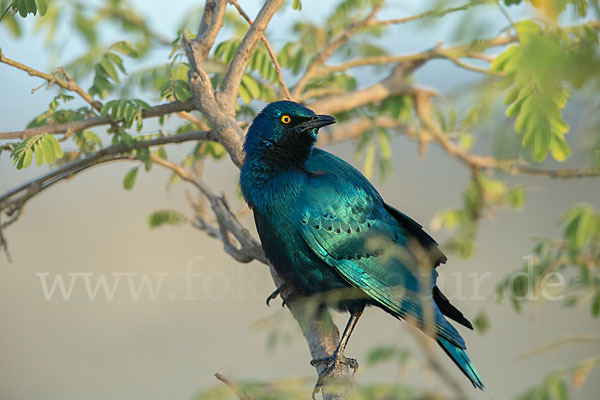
[295,114,336,133]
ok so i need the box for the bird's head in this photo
[243,101,336,167]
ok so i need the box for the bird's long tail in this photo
[437,337,485,389]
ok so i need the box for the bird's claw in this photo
[265,283,288,306]
[310,354,359,399]
[266,283,298,308]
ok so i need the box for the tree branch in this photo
[215,371,254,400]
[0,130,213,214]
[314,36,516,78]
[150,155,267,264]
[367,1,484,27]
[0,100,194,140]
[291,1,384,99]
[309,60,431,115]
[228,0,293,100]
[0,48,102,111]
[219,0,284,112]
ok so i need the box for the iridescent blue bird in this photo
[240,101,484,393]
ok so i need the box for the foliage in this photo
[10,133,63,168]
[492,21,600,161]
[148,209,188,228]
[495,204,599,315]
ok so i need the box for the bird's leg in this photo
[310,309,363,398]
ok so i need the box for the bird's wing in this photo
[296,150,465,348]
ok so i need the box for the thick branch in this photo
[228,0,293,100]
[0,100,194,140]
[191,0,228,67]
[219,0,284,112]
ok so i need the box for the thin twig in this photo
[291,1,384,98]
[0,100,194,140]
[412,91,600,179]
[0,130,213,212]
[215,371,254,400]
[228,0,293,100]
[150,155,267,264]
[368,1,485,27]
[519,335,600,361]
[0,49,102,111]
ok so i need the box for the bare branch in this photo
[215,371,254,400]
[368,1,482,27]
[413,91,600,179]
[219,0,284,112]
[228,0,293,101]
[150,155,267,264]
[318,116,403,146]
[315,36,516,78]
[0,100,194,140]
[519,335,600,360]
[0,48,102,111]
[309,60,430,115]
[291,1,384,99]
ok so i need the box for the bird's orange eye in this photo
[280,115,291,124]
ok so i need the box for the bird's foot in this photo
[310,353,358,399]
[265,283,297,308]
[266,283,288,306]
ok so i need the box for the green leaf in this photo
[241,74,260,99]
[592,293,600,318]
[148,210,187,228]
[155,147,167,160]
[111,41,139,57]
[562,205,597,251]
[123,167,139,190]
[494,23,575,162]
[366,346,397,365]
[22,148,33,168]
[45,134,63,159]
[473,312,490,334]
[33,142,44,166]
[25,0,36,15]
[36,0,48,15]
[292,0,302,10]
[40,135,56,163]
[100,57,119,82]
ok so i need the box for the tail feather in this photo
[437,337,485,390]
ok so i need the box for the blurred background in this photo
[1,1,599,399]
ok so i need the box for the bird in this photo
[240,100,484,395]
